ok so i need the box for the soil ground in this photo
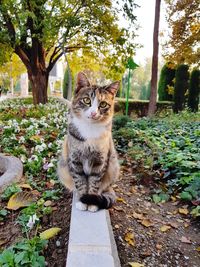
[0,189,72,267]
[110,156,200,267]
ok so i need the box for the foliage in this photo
[0,98,67,263]
[1,184,22,201]
[63,65,71,99]
[164,0,200,66]
[113,111,200,209]
[0,237,47,267]
[0,54,26,90]
[173,64,189,113]
[158,63,176,101]
[0,0,138,104]
[188,69,200,112]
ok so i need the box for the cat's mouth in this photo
[88,116,99,121]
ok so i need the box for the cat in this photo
[57,72,120,212]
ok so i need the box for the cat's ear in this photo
[105,81,120,96]
[75,72,90,94]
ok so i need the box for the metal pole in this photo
[125,67,131,116]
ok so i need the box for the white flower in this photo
[28,155,39,162]
[35,143,47,153]
[19,136,25,144]
[20,155,27,163]
[27,214,39,229]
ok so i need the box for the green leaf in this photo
[152,194,161,203]
[180,191,193,201]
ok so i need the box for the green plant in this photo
[0,209,9,221]
[1,184,22,201]
[173,64,189,113]
[0,237,47,267]
[42,189,60,200]
[113,115,131,131]
[158,62,175,101]
[17,204,39,233]
[188,69,200,112]
[191,206,200,217]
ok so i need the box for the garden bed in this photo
[110,113,200,266]
[0,98,71,266]
[0,98,200,266]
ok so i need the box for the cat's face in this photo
[71,72,120,124]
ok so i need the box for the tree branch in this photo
[15,46,30,69]
[0,8,16,46]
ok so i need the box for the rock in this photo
[0,154,23,192]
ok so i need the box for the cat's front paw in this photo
[88,205,99,212]
[76,201,88,211]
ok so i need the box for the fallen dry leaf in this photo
[168,222,179,228]
[160,225,171,232]
[180,236,192,244]
[151,208,160,214]
[156,244,163,250]
[184,223,190,228]
[113,206,124,212]
[40,227,61,240]
[130,186,137,193]
[178,208,189,215]
[7,192,36,210]
[124,232,135,246]
[140,219,154,227]
[140,250,152,257]
[132,211,145,220]
[114,224,120,229]
[117,197,127,204]
[171,196,177,202]
[196,247,200,252]
[44,200,52,207]
[128,262,144,267]
[19,183,33,190]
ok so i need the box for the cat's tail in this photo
[80,189,116,209]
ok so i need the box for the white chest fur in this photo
[72,117,109,139]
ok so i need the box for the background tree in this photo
[63,62,72,100]
[173,64,189,113]
[158,62,176,101]
[148,0,161,116]
[188,69,200,112]
[164,0,200,66]
[130,57,152,100]
[0,54,26,93]
[0,0,138,104]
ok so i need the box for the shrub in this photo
[63,65,72,99]
[173,64,189,113]
[188,69,200,112]
[158,62,176,101]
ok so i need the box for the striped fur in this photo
[57,72,120,212]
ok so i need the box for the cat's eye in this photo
[99,101,108,108]
[82,97,91,105]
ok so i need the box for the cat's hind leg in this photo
[57,136,74,191]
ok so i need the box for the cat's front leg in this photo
[73,176,88,211]
[87,175,101,212]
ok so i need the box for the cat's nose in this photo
[91,111,97,117]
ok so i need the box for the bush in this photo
[158,62,176,101]
[173,64,189,113]
[188,69,200,112]
[63,65,72,99]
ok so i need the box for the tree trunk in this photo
[28,68,49,105]
[148,0,161,117]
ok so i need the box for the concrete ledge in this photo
[0,153,23,191]
[66,193,121,267]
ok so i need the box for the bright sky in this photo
[134,0,168,65]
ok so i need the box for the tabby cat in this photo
[57,72,120,212]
